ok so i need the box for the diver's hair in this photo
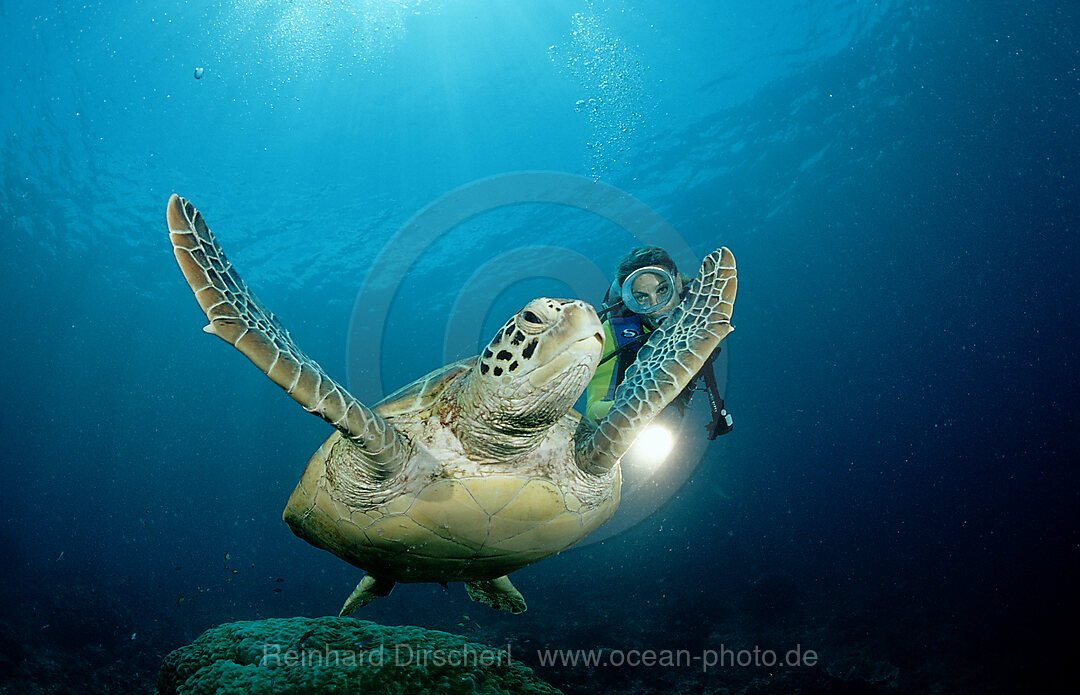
[614,246,679,286]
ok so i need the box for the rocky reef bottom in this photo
[157,616,559,695]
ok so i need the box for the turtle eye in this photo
[517,306,548,335]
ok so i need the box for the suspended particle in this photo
[194,66,204,79]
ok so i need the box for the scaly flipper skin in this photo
[166,194,409,472]
[577,247,737,474]
[464,576,527,614]
[339,575,396,616]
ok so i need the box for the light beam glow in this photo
[631,425,675,468]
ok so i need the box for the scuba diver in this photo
[585,246,734,439]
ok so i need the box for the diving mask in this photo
[621,265,678,318]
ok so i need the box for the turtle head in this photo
[456,298,603,459]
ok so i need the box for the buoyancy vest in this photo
[603,314,650,401]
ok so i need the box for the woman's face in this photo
[629,270,681,327]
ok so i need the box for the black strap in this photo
[699,347,733,439]
[597,331,648,367]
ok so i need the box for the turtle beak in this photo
[529,332,602,387]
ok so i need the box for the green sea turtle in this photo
[166,194,737,615]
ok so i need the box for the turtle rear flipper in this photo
[339,575,396,616]
[465,576,527,614]
[577,247,737,474]
[166,194,408,473]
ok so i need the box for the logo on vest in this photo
[621,328,639,339]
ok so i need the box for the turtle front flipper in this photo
[166,194,409,473]
[576,247,737,475]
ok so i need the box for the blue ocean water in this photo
[1,1,1076,692]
